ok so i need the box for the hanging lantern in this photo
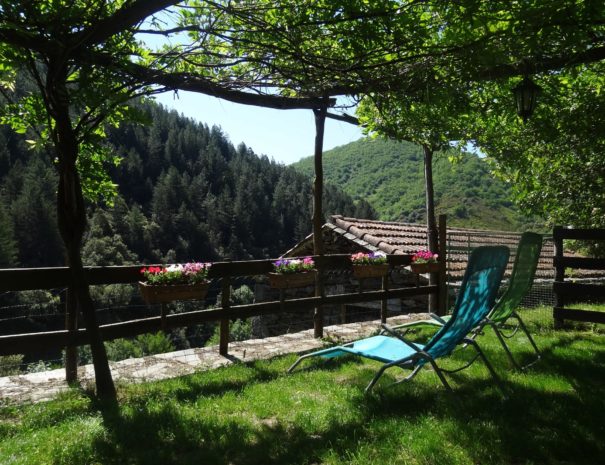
[513,76,541,123]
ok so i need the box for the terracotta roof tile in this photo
[284,215,604,281]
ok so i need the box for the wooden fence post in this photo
[553,226,565,329]
[160,303,168,331]
[380,274,389,323]
[314,265,325,338]
[64,286,78,383]
[312,105,328,339]
[219,277,231,355]
[437,214,448,316]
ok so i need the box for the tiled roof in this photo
[284,215,605,281]
[331,216,551,281]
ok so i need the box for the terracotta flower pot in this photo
[410,262,440,274]
[268,270,317,289]
[139,281,210,304]
[352,263,389,279]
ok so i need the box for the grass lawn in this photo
[1,310,604,465]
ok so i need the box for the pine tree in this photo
[0,199,18,267]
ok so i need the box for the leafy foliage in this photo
[411,250,439,264]
[272,257,315,274]
[464,64,605,229]
[140,263,211,286]
[0,354,23,376]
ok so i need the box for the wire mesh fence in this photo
[2,239,603,379]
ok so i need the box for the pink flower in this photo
[411,250,438,263]
[141,262,211,285]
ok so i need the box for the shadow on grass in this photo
[86,335,605,465]
[111,354,361,407]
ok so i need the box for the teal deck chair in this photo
[393,232,543,370]
[288,246,510,393]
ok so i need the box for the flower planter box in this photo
[138,281,210,304]
[352,264,389,279]
[268,271,317,289]
[410,262,441,274]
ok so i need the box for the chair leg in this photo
[287,353,314,373]
[365,356,421,393]
[463,338,506,396]
[512,312,541,369]
[424,357,453,392]
[287,346,347,373]
[365,364,390,393]
[490,322,521,370]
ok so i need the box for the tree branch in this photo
[72,0,179,49]
[474,46,605,81]
[88,52,337,110]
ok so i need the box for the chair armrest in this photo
[389,319,443,332]
[381,324,422,352]
[429,313,448,325]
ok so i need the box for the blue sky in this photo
[153,91,364,165]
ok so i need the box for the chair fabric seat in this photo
[320,335,425,363]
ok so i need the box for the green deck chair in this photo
[393,232,543,370]
[479,232,543,369]
[288,246,510,393]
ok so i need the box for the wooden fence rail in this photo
[553,226,605,327]
[0,254,441,357]
[0,214,450,385]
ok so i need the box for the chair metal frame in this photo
[288,246,510,393]
[393,232,543,370]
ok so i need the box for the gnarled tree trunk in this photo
[47,60,116,400]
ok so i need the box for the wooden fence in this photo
[0,252,447,381]
[553,226,605,327]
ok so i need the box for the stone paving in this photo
[0,313,427,404]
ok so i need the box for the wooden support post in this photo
[553,226,565,329]
[220,277,231,355]
[314,267,325,338]
[64,286,78,383]
[312,104,328,339]
[380,274,389,323]
[437,214,447,316]
[160,303,168,331]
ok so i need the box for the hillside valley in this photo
[293,137,544,231]
[0,102,375,269]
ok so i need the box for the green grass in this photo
[1,310,604,465]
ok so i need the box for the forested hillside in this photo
[0,103,375,268]
[294,137,543,231]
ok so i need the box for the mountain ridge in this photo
[292,137,544,231]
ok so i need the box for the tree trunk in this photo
[48,63,116,400]
[312,105,327,338]
[422,143,438,312]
